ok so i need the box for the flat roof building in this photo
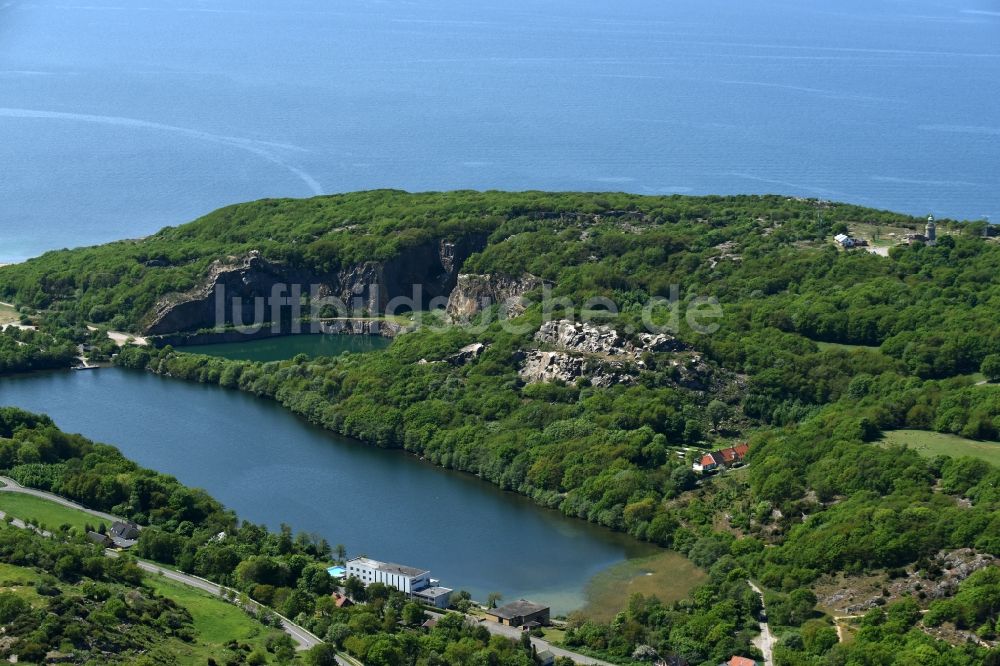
[485,599,551,628]
[344,556,453,608]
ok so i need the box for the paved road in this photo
[748,581,774,666]
[0,509,52,537]
[109,553,323,651]
[0,475,125,525]
[0,476,327,654]
[472,617,616,666]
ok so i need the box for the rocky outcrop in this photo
[534,319,683,357]
[317,319,408,337]
[518,350,637,387]
[446,273,542,321]
[518,320,709,388]
[143,235,488,335]
[447,342,487,366]
[820,548,995,616]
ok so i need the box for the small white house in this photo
[834,233,854,248]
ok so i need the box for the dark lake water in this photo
[0,367,663,613]
[180,334,391,362]
[1,0,998,262]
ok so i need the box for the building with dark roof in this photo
[87,531,113,548]
[109,521,140,549]
[484,599,550,627]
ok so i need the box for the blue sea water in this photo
[1,0,998,262]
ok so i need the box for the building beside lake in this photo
[344,556,453,608]
[485,599,551,628]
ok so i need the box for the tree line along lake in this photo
[0,336,701,615]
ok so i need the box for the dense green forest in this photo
[0,327,77,374]
[1,191,999,664]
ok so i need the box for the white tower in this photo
[925,214,936,246]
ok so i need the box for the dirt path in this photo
[748,581,774,666]
[832,615,862,642]
[86,325,149,346]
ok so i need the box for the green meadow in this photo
[881,429,1000,467]
[0,493,106,533]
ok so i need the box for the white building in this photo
[344,557,453,608]
[834,233,854,248]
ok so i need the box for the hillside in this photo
[0,191,961,331]
[1,191,999,664]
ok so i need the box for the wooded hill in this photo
[1,191,999,664]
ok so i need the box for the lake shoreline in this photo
[0,365,697,615]
[153,321,406,348]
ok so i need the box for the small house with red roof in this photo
[693,443,750,473]
[721,657,759,666]
[331,592,354,608]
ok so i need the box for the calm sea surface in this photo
[1,0,998,262]
[0,367,661,613]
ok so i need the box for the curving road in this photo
[0,475,327,653]
[0,475,125,525]
[108,552,323,651]
[449,613,615,666]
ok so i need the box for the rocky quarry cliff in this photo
[445,273,542,321]
[143,235,487,335]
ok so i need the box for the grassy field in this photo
[846,221,916,247]
[540,626,567,643]
[147,575,292,664]
[881,429,1000,467]
[0,493,108,533]
[579,550,706,623]
[0,561,45,607]
[815,340,881,353]
[0,302,18,326]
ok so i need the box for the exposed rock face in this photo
[820,548,995,616]
[446,273,542,321]
[533,319,683,357]
[447,342,487,366]
[318,319,407,337]
[143,235,488,335]
[518,350,636,387]
[144,251,309,335]
[518,320,709,388]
